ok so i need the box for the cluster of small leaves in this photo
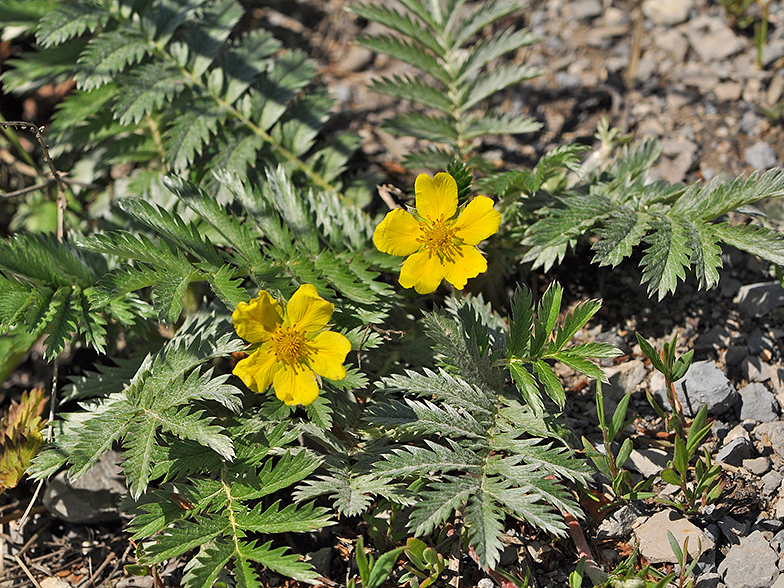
[352,290,611,569]
[352,0,541,171]
[86,168,392,326]
[519,136,784,299]
[0,0,355,212]
[0,167,389,360]
[29,308,334,585]
[0,232,145,357]
[506,283,621,416]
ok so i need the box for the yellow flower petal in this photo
[453,195,501,246]
[232,291,282,343]
[399,250,447,294]
[285,284,333,334]
[273,364,319,406]
[308,331,351,380]
[415,172,457,222]
[373,209,422,256]
[233,347,278,393]
[444,245,488,290]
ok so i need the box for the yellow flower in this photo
[373,172,501,294]
[232,284,351,406]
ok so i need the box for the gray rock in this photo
[718,530,780,588]
[718,515,749,545]
[735,282,784,316]
[756,518,784,533]
[772,529,784,553]
[754,421,784,461]
[716,436,754,466]
[634,510,715,564]
[567,0,603,20]
[655,29,689,61]
[761,470,783,496]
[604,359,647,400]
[595,504,640,540]
[745,141,779,169]
[762,40,784,68]
[738,383,779,423]
[711,419,730,441]
[741,356,773,383]
[642,0,692,25]
[43,450,126,523]
[742,456,771,475]
[626,447,670,477]
[740,111,763,135]
[695,573,722,588]
[661,360,739,417]
[687,15,746,62]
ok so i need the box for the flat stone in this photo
[595,504,640,540]
[718,515,749,545]
[761,470,783,496]
[754,421,784,461]
[634,510,714,564]
[43,450,126,523]
[745,141,779,170]
[687,15,746,62]
[741,356,773,383]
[626,447,670,477]
[718,530,780,588]
[654,29,689,61]
[738,383,779,423]
[604,360,647,399]
[695,573,722,588]
[735,282,784,317]
[716,436,754,466]
[567,0,603,20]
[661,360,739,417]
[742,456,771,476]
[642,0,692,26]
[762,40,784,68]
[715,81,743,102]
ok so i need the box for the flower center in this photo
[418,216,459,260]
[272,327,310,364]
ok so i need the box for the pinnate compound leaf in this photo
[640,218,692,300]
[462,111,540,140]
[463,485,505,569]
[382,112,458,143]
[164,98,229,172]
[451,0,527,47]
[182,541,235,588]
[592,208,651,267]
[113,62,187,125]
[712,222,784,266]
[75,27,154,90]
[36,0,111,48]
[235,500,333,534]
[144,516,227,563]
[351,3,444,55]
[237,540,319,583]
[357,35,450,85]
[456,28,538,84]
